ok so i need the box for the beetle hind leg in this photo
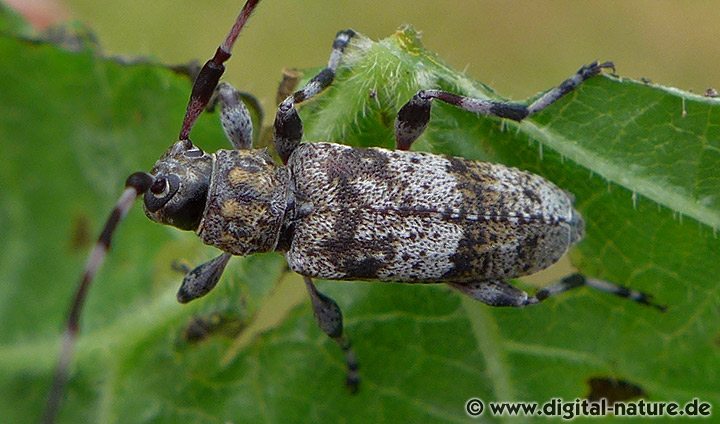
[449,273,666,311]
[448,279,536,307]
[545,274,667,311]
[303,276,360,393]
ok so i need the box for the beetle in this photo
[44,0,665,421]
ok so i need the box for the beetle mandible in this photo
[45,0,665,420]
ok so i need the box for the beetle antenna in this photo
[179,0,262,140]
[43,172,154,424]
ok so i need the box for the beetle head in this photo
[143,139,213,231]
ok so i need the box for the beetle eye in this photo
[144,174,180,212]
[150,177,169,196]
[184,147,204,158]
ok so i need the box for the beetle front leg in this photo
[394,61,614,150]
[176,252,232,303]
[273,29,356,163]
[213,82,254,150]
[303,276,360,393]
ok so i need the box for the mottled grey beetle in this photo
[44,0,664,421]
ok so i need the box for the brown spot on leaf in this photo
[587,377,645,404]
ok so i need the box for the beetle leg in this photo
[273,98,303,165]
[274,29,356,163]
[176,252,232,303]
[535,273,667,311]
[394,61,614,150]
[212,82,255,150]
[526,62,615,115]
[448,273,666,311]
[303,276,360,393]
[447,279,535,307]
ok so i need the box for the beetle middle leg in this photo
[448,273,666,310]
[394,61,615,150]
[304,276,360,393]
[273,29,356,163]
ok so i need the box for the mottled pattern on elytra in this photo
[198,149,289,255]
[443,156,581,280]
[284,142,580,282]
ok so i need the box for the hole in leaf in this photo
[586,377,645,404]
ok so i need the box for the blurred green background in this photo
[26,0,720,113]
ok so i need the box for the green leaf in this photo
[1,12,718,424]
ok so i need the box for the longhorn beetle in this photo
[44,0,665,421]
